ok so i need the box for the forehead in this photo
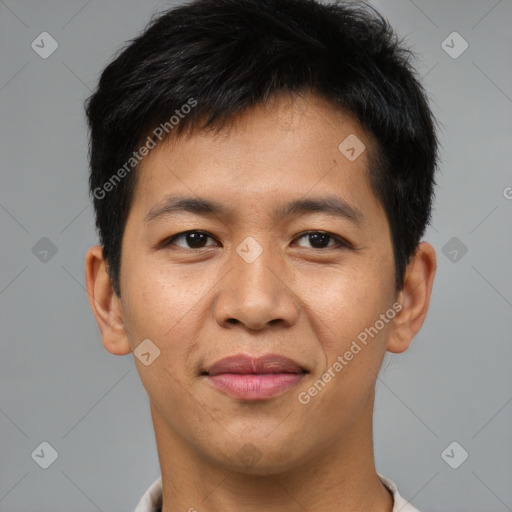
[130,93,381,222]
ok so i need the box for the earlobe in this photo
[84,245,132,356]
[387,242,437,354]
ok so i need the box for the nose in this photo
[212,240,300,331]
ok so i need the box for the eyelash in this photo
[161,230,352,250]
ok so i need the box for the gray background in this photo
[1,0,511,511]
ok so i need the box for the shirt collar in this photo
[134,474,422,512]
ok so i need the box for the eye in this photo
[161,230,350,250]
[163,230,219,249]
[293,231,349,249]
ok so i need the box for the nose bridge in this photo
[232,234,283,300]
[214,234,299,329]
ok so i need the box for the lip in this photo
[203,354,307,400]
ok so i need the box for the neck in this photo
[151,392,393,512]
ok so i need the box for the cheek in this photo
[293,269,394,427]
[329,264,395,393]
[120,266,202,413]
[301,256,394,351]
[120,255,196,353]
[123,240,198,318]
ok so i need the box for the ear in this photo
[387,241,437,354]
[85,245,132,356]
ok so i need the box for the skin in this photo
[85,92,436,512]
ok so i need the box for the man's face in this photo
[118,93,397,472]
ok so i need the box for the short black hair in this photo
[85,0,438,297]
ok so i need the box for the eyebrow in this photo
[144,194,364,226]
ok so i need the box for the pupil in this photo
[309,233,329,248]
[187,232,206,248]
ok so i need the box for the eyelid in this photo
[162,230,220,248]
[292,230,352,249]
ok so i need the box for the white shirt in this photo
[134,474,421,511]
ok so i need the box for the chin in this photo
[204,438,310,476]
